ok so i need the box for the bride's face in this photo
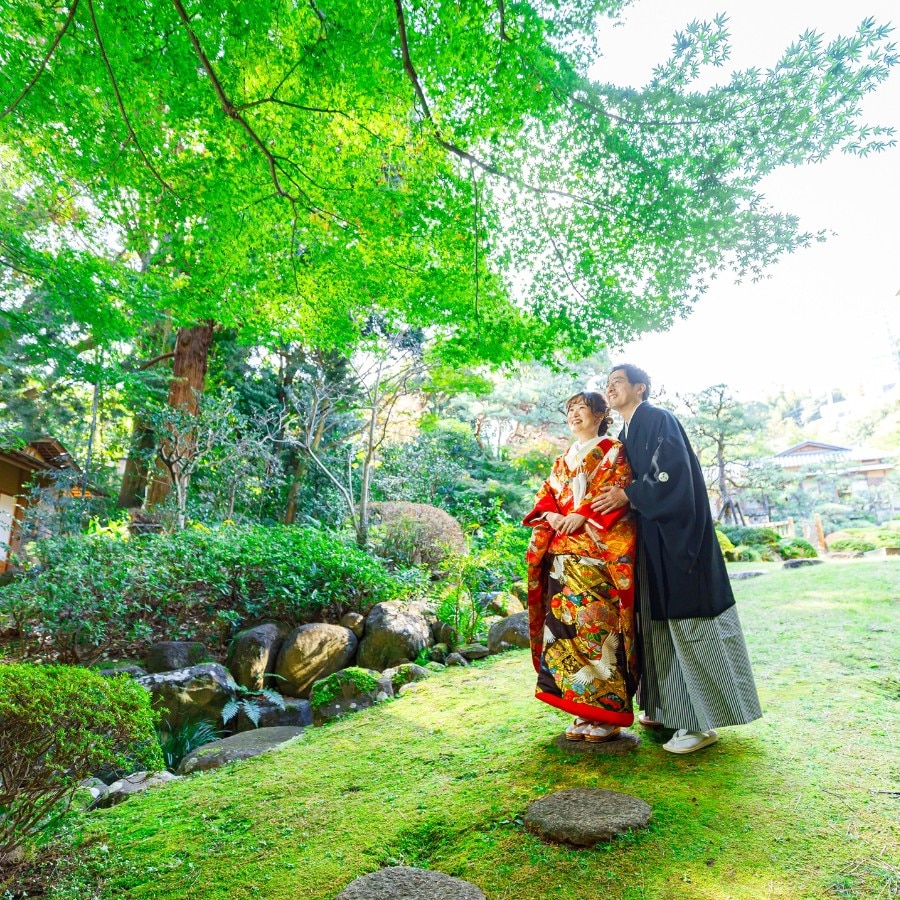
[566,400,604,441]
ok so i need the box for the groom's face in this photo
[605,370,644,411]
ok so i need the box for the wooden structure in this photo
[0,438,81,572]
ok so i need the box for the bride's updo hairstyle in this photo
[565,391,611,437]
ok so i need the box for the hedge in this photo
[0,525,405,664]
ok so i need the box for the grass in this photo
[22,560,900,899]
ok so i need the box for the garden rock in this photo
[485,591,525,617]
[509,580,528,602]
[275,623,358,698]
[357,601,432,671]
[234,696,312,732]
[553,731,641,755]
[137,663,238,727]
[445,652,469,667]
[93,770,179,809]
[524,788,651,847]
[428,642,449,663]
[488,611,530,654]
[783,558,824,569]
[730,571,765,580]
[310,667,386,724]
[176,726,304,775]
[74,777,109,810]
[144,641,211,674]
[227,622,290,691]
[340,611,366,639]
[455,642,490,661]
[432,620,457,646]
[383,663,431,690]
[98,665,147,678]
[336,866,486,899]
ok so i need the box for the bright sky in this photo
[591,0,900,399]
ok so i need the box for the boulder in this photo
[523,787,651,847]
[487,612,530,654]
[176,726,305,775]
[275,623,358,698]
[357,602,432,671]
[234,696,313,732]
[98,665,147,678]
[508,580,528,602]
[340,611,366,639]
[337,866,485,900]
[428,643,449,663]
[432,621,457,647]
[383,663,431,691]
[310,667,388,724]
[137,663,238,727]
[93,771,179,809]
[485,591,525,617]
[144,641,211,674]
[73,777,109,810]
[445,652,469,667]
[455,643,490,661]
[227,622,290,691]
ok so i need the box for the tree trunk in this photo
[146,321,215,508]
[116,419,155,508]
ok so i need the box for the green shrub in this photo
[368,501,466,572]
[0,525,406,664]
[0,664,162,854]
[719,525,782,548]
[716,530,736,555]
[728,545,762,563]
[776,538,818,560]
[828,538,877,553]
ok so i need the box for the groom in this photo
[592,364,761,753]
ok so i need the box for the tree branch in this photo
[136,351,176,370]
[0,0,81,120]
[85,0,176,195]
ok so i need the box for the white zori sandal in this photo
[583,723,621,743]
[564,718,593,741]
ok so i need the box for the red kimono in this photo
[523,437,638,726]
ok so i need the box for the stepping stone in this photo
[176,726,304,774]
[554,730,641,755]
[524,787,651,847]
[783,558,824,569]
[336,866,485,899]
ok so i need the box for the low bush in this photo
[0,664,161,855]
[0,525,406,664]
[828,538,877,553]
[368,502,466,573]
[716,530,736,555]
[776,538,818,560]
[718,525,782,548]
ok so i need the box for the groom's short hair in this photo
[610,364,652,400]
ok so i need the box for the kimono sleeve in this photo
[575,441,630,531]
[522,461,562,527]
[624,412,699,527]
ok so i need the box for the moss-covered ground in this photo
[35,560,900,898]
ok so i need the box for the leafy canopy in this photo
[0,0,896,364]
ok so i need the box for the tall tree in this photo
[1,2,896,366]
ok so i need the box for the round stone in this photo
[524,787,651,847]
[336,866,486,899]
[553,730,641,755]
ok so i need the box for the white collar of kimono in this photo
[564,435,602,469]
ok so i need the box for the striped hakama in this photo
[636,552,762,732]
